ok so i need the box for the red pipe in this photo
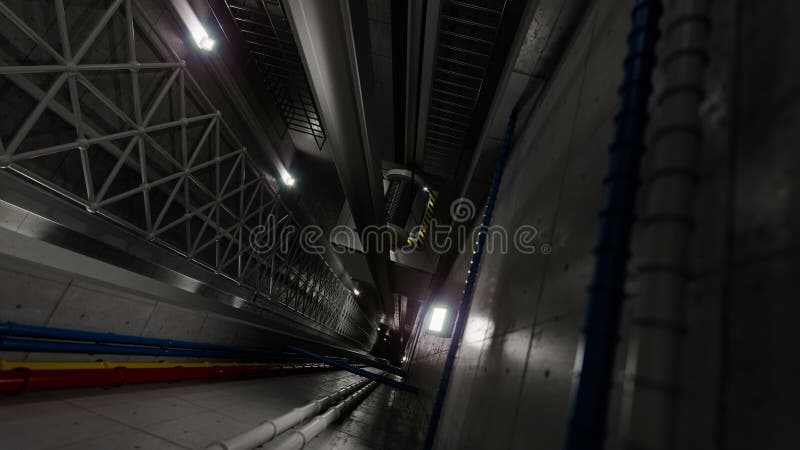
[0,364,334,395]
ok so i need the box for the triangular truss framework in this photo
[0,0,371,344]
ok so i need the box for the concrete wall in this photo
[678,1,800,449]
[0,239,281,363]
[409,1,627,447]
[409,0,800,449]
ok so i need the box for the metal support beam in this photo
[282,0,395,318]
[287,345,417,393]
[336,351,407,378]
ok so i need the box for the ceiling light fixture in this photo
[428,306,448,332]
[170,0,216,52]
[197,35,216,51]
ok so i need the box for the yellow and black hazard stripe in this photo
[407,189,439,248]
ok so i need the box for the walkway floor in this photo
[294,385,426,450]
[0,370,426,450]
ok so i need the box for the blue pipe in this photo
[0,336,279,360]
[337,351,407,377]
[422,108,519,450]
[286,345,418,393]
[1,323,399,374]
[564,2,663,449]
[0,322,275,356]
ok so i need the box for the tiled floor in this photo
[0,370,426,450]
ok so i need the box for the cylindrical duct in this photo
[207,377,373,450]
[384,179,417,227]
[622,0,710,448]
[272,381,379,450]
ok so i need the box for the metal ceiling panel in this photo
[421,0,509,179]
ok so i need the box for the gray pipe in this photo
[271,381,379,450]
[206,377,372,450]
[621,0,710,449]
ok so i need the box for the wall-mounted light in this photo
[170,0,216,52]
[282,173,296,187]
[353,288,361,296]
[402,356,407,362]
[428,306,448,332]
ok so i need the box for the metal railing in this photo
[224,0,326,148]
[0,0,371,344]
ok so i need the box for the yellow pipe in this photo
[0,359,273,371]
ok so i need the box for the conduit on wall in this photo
[564,1,664,449]
[0,322,280,360]
[0,323,382,371]
[0,363,332,395]
[622,0,710,448]
[422,108,520,450]
[0,360,271,370]
[0,336,281,360]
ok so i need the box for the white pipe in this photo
[272,381,379,450]
[621,0,710,449]
[206,377,372,450]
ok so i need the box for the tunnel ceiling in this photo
[365,0,397,164]
[0,0,574,342]
[462,0,593,201]
[419,0,512,180]
[248,0,536,333]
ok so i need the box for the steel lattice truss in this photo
[0,0,371,344]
